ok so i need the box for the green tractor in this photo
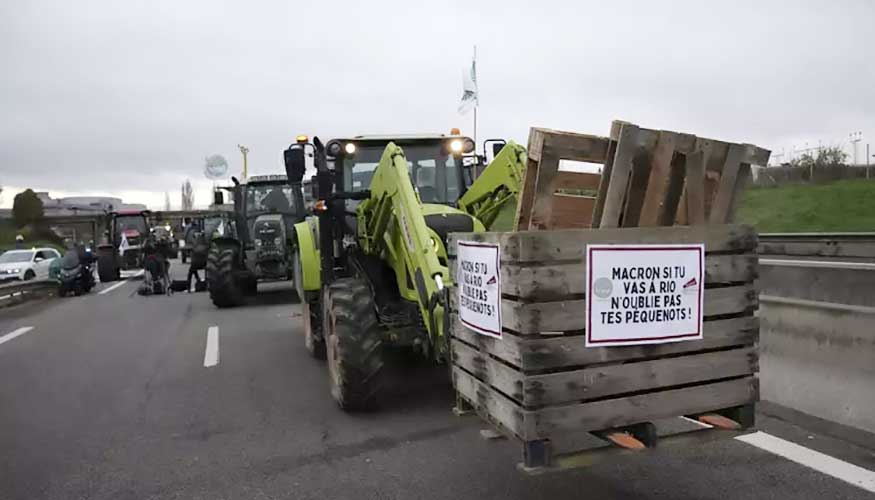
[293,133,526,409]
[206,138,310,307]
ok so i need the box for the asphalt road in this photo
[1,261,874,500]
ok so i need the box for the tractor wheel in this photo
[97,254,118,283]
[207,242,244,308]
[303,301,325,360]
[324,278,384,411]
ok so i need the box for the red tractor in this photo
[96,210,151,282]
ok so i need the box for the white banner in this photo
[456,241,501,338]
[586,244,704,347]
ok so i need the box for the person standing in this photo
[15,235,24,249]
[187,230,209,292]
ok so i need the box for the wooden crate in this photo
[447,224,760,471]
[515,121,771,231]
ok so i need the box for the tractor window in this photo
[116,216,147,234]
[246,184,298,215]
[342,142,462,204]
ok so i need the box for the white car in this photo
[0,248,61,282]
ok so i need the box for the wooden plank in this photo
[450,314,759,371]
[513,153,540,231]
[496,284,756,334]
[554,171,602,192]
[547,194,595,229]
[619,147,653,227]
[513,128,545,230]
[540,129,611,163]
[531,376,758,439]
[599,122,639,228]
[499,253,757,300]
[638,131,678,226]
[448,224,758,263]
[709,143,746,224]
[453,340,757,408]
[453,366,525,437]
[702,140,729,221]
[684,149,707,225]
[590,121,625,227]
[527,147,562,230]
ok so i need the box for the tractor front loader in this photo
[292,133,525,410]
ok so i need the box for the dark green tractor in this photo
[206,138,309,307]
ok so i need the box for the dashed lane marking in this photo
[98,270,144,295]
[204,326,219,367]
[0,326,35,347]
[737,431,875,493]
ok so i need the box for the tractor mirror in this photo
[284,145,306,183]
[213,191,224,206]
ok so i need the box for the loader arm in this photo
[457,141,526,231]
[356,143,471,354]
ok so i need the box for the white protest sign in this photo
[456,241,502,338]
[586,244,704,347]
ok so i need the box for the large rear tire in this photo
[324,278,384,411]
[303,301,325,360]
[207,242,244,308]
[97,254,118,283]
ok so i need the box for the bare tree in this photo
[164,191,172,211]
[181,179,194,210]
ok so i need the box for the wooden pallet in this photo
[514,121,771,231]
[448,223,760,472]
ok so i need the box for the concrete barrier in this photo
[760,296,875,434]
[759,256,875,434]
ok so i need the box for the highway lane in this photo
[0,260,874,499]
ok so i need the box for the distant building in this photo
[34,192,147,216]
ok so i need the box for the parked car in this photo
[0,248,61,282]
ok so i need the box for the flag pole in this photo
[473,45,478,146]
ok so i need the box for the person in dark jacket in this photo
[187,230,209,292]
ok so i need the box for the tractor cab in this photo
[325,134,477,206]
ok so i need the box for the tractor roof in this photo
[246,174,289,185]
[344,133,470,142]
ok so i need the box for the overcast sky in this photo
[2,0,874,209]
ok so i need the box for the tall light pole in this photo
[849,132,862,166]
[238,144,250,180]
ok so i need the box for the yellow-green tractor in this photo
[293,133,525,409]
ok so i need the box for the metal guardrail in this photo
[0,279,56,308]
[759,232,875,259]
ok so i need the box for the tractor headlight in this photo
[450,139,463,153]
[255,239,262,247]
[463,138,476,153]
[344,142,356,155]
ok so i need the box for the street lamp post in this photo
[238,144,250,180]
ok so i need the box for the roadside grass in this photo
[737,179,875,233]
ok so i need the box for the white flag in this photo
[216,220,225,236]
[458,50,478,115]
[119,232,130,256]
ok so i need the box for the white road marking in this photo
[204,326,219,367]
[0,326,35,347]
[737,431,875,493]
[98,270,144,295]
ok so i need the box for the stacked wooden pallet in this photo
[449,121,770,472]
